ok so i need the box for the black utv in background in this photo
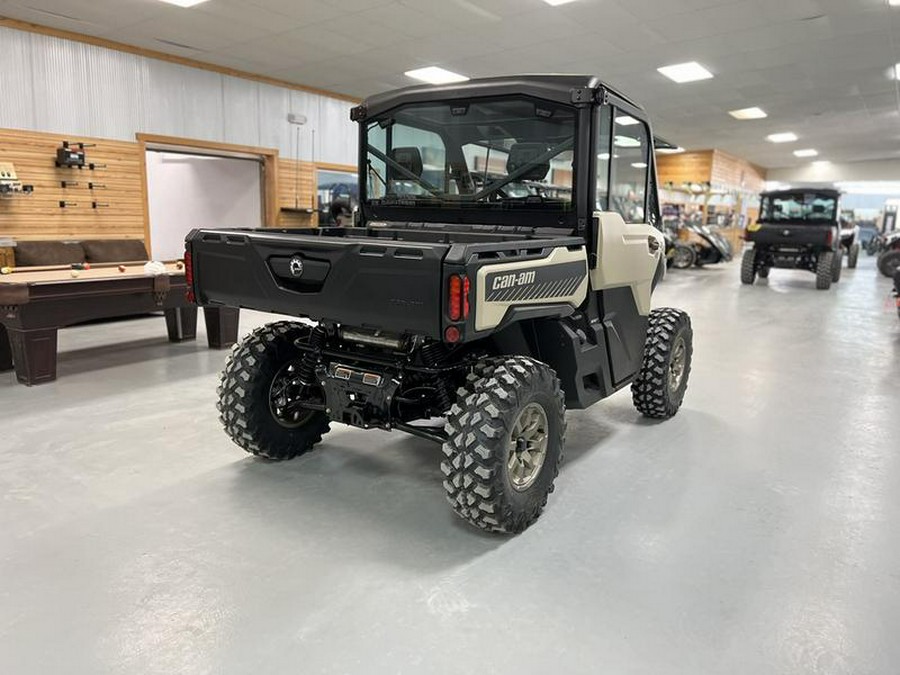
[741,188,844,290]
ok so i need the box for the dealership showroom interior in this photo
[2,0,900,672]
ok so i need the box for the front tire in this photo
[442,357,565,534]
[848,242,860,268]
[632,308,693,419]
[816,251,834,290]
[740,248,757,284]
[217,322,330,460]
[671,244,696,270]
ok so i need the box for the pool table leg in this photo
[5,327,58,385]
[0,325,12,372]
[203,307,239,349]
[164,306,198,342]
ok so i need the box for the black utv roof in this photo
[760,187,842,199]
[354,74,646,120]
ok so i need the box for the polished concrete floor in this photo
[1,254,898,675]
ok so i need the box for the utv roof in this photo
[760,187,842,198]
[355,74,646,119]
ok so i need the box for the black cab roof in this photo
[354,74,646,120]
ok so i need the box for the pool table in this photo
[0,261,239,385]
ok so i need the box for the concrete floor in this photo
[1,254,898,675]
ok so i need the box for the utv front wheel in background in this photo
[740,248,757,285]
[632,308,693,419]
[217,321,330,460]
[442,356,565,534]
[815,252,834,290]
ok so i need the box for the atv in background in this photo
[741,188,843,290]
[665,216,732,269]
[877,231,900,278]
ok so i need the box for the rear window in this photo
[760,193,837,223]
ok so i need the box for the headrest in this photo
[812,204,825,213]
[390,146,423,179]
[507,143,550,181]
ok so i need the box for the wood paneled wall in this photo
[656,149,766,193]
[0,128,146,241]
[276,158,317,228]
[1,126,358,243]
[657,150,715,186]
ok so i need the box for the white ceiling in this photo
[2,0,899,169]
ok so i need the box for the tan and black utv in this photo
[186,75,694,533]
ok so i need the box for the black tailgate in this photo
[187,228,449,338]
[749,223,833,247]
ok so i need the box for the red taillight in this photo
[448,274,468,321]
[444,325,461,343]
[825,229,834,247]
[183,250,195,304]
[463,276,470,319]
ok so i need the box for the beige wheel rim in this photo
[507,403,549,491]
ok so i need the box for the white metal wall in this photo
[0,26,357,165]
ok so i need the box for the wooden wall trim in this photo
[0,17,361,104]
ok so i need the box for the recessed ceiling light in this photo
[404,66,469,85]
[614,135,641,148]
[657,147,686,154]
[657,61,714,83]
[729,106,767,120]
[631,162,648,168]
[793,149,818,157]
[894,63,900,79]
[766,132,798,143]
[157,0,210,7]
[889,0,900,6]
[616,116,640,126]
[542,0,578,5]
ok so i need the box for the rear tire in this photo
[878,250,900,278]
[848,242,860,268]
[442,356,565,534]
[217,321,330,460]
[740,248,757,284]
[632,308,693,419]
[832,250,843,282]
[816,252,834,290]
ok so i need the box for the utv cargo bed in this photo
[187,224,583,340]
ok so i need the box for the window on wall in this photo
[610,111,649,223]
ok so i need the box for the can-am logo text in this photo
[492,270,536,290]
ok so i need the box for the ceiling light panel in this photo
[729,107,767,120]
[793,149,818,157]
[657,62,714,83]
[404,67,469,85]
[766,132,798,143]
[542,0,579,5]
[157,0,210,7]
[616,116,640,126]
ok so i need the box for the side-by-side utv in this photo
[186,75,694,534]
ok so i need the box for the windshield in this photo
[364,97,576,220]
[760,193,838,223]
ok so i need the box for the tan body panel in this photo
[474,246,589,332]
[588,211,663,316]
